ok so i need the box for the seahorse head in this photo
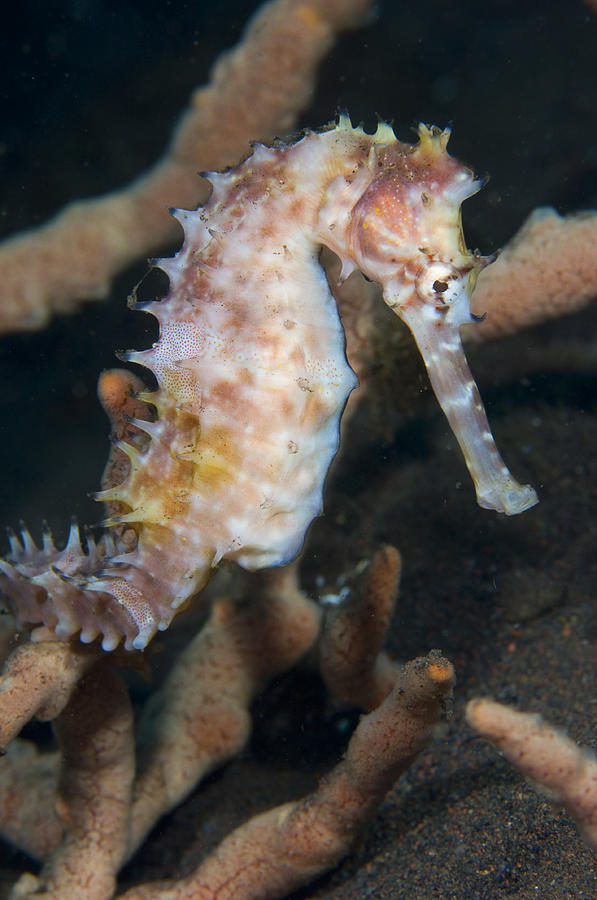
[347,124,488,324]
[318,118,537,515]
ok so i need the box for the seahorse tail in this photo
[0,521,163,651]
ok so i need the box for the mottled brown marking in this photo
[210,379,247,414]
[288,196,308,223]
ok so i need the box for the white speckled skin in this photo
[0,117,537,651]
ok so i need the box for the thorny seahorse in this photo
[0,117,538,652]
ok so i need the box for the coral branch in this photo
[120,653,454,900]
[129,569,321,856]
[0,0,373,334]
[466,698,597,852]
[0,641,100,749]
[0,741,61,863]
[12,663,135,900]
[319,544,402,710]
[468,208,597,341]
[0,543,454,900]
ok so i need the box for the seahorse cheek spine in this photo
[0,117,537,652]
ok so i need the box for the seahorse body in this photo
[0,117,537,651]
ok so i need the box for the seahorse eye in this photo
[416,262,459,304]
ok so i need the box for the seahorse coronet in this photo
[0,116,538,652]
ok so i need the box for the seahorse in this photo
[0,117,538,652]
